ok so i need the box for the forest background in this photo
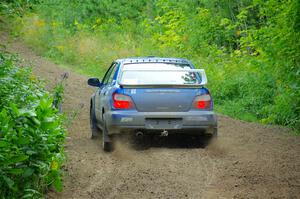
[1,0,299,131]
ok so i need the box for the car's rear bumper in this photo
[104,110,217,135]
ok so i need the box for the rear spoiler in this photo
[118,69,208,86]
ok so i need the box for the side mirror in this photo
[87,78,102,87]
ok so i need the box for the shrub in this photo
[0,52,65,198]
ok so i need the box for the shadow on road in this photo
[126,134,213,150]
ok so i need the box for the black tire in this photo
[102,114,113,152]
[212,127,218,138]
[90,105,101,139]
[102,135,113,152]
[208,127,218,143]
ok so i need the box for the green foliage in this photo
[0,52,65,198]
[1,0,299,132]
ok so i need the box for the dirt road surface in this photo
[1,33,300,199]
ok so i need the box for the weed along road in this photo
[2,33,300,199]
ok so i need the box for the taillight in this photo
[193,94,211,109]
[112,93,133,109]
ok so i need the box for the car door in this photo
[95,62,118,121]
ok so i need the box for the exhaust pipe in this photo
[161,130,168,137]
[135,131,144,137]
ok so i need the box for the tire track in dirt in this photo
[1,32,300,199]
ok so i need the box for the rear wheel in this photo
[102,114,113,152]
[212,127,218,138]
[201,127,218,146]
[208,127,218,143]
[90,105,101,139]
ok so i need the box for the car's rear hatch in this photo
[123,88,198,112]
[118,63,207,112]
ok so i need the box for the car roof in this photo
[115,57,191,65]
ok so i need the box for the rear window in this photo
[119,63,200,85]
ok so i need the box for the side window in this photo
[107,63,118,84]
[102,62,116,85]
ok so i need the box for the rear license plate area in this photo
[145,118,182,129]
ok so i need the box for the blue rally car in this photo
[88,57,218,151]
